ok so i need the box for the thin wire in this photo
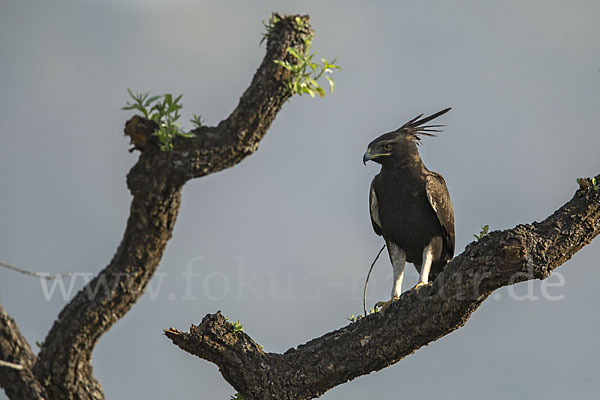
[0,261,71,280]
[363,244,386,317]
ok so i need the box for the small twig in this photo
[363,244,386,316]
[0,261,71,280]
[0,359,23,370]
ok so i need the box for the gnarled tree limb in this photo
[0,303,47,399]
[165,176,600,400]
[1,14,310,400]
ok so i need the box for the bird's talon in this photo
[410,281,431,292]
[375,297,399,313]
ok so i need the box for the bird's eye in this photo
[383,144,393,152]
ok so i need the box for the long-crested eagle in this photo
[363,108,455,309]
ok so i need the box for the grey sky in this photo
[1,0,599,398]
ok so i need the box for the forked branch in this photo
[1,14,312,400]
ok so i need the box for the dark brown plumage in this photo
[363,108,455,301]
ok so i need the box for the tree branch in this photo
[11,14,310,400]
[126,15,311,191]
[33,185,182,399]
[0,303,47,399]
[166,176,600,399]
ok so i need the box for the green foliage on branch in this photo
[262,14,341,98]
[190,113,204,129]
[473,224,490,240]
[260,14,280,46]
[122,89,197,151]
[347,306,380,323]
[274,35,340,98]
[230,320,244,334]
[577,177,600,193]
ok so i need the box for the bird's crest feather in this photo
[397,108,451,140]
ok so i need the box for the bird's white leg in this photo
[388,241,406,299]
[375,240,406,312]
[415,242,434,289]
[375,241,405,312]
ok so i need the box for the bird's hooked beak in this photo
[363,148,390,165]
[363,149,373,165]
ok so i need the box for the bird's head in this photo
[363,108,451,166]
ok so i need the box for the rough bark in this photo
[33,185,182,399]
[1,14,310,399]
[0,304,47,399]
[165,177,600,400]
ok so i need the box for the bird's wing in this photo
[369,177,383,236]
[425,172,455,258]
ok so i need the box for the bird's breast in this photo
[373,174,443,264]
